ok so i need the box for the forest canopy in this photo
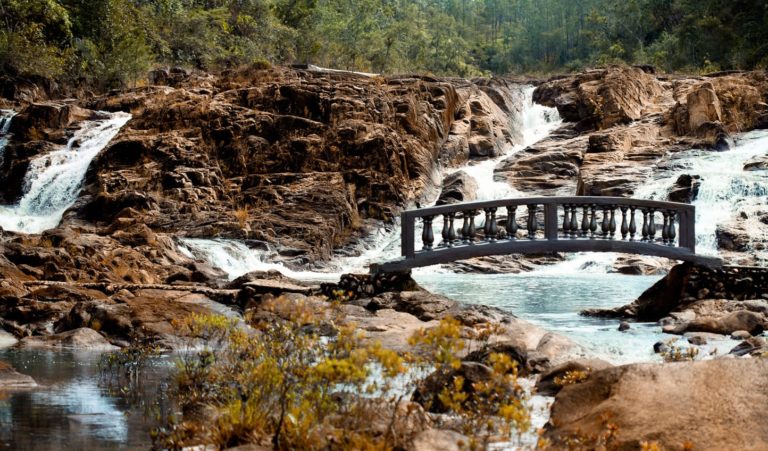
[1,0,767,87]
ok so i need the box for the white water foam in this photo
[452,86,563,201]
[635,129,768,256]
[0,112,131,234]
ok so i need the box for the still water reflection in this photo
[0,349,168,450]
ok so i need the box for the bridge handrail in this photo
[400,196,697,260]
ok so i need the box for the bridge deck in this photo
[372,196,723,273]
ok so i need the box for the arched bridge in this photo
[373,196,722,273]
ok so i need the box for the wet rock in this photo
[731,330,752,340]
[0,363,37,390]
[653,341,669,354]
[20,327,118,350]
[535,358,613,396]
[436,170,478,205]
[667,174,701,203]
[412,361,495,413]
[618,321,630,331]
[409,429,469,451]
[545,358,768,449]
[744,155,768,171]
[729,336,767,356]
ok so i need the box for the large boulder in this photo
[436,170,478,205]
[0,362,37,390]
[534,66,664,130]
[546,358,768,449]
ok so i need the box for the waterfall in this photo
[452,86,563,201]
[179,86,563,278]
[0,109,16,165]
[0,112,131,234]
[635,130,768,256]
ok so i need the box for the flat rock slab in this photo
[20,327,118,351]
[0,367,38,390]
[546,358,768,449]
[241,279,315,295]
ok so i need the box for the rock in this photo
[729,337,766,356]
[409,429,469,451]
[535,358,613,396]
[685,333,708,345]
[744,155,768,171]
[611,255,669,275]
[534,66,664,130]
[546,358,768,449]
[0,363,38,390]
[436,170,478,205]
[366,291,458,321]
[618,321,630,331]
[684,310,765,336]
[20,327,118,350]
[731,330,752,340]
[667,174,701,203]
[412,361,494,413]
[686,82,723,131]
[653,341,669,354]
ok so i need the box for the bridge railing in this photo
[398,196,697,261]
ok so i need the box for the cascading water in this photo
[635,129,768,257]
[0,109,16,164]
[451,87,562,201]
[178,85,563,279]
[0,112,131,234]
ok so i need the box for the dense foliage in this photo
[1,0,767,86]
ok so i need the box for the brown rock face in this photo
[62,68,526,263]
[546,358,768,450]
[534,66,664,130]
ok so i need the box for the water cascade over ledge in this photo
[635,129,768,260]
[179,85,563,279]
[0,112,131,234]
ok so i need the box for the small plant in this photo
[234,205,250,229]
[661,339,700,362]
[156,303,533,450]
[554,370,590,387]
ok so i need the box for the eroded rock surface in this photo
[546,358,768,450]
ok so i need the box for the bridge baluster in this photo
[648,208,657,241]
[609,205,617,238]
[422,215,435,251]
[620,206,629,240]
[570,205,579,237]
[589,205,598,238]
[441,215,450,247]
[563,204,571,236]
[461,213,470,243]
[661,210,670,244]
[581,205,590,237]
[601,206,610,238]
[527,204,538,239]
[468,210,476,244]
[629,206,637,241]
[489,208,498,240]
[668,210,677,245]
[507,206,518,239]
[641,208,649,241]
[483,208,498,241]
[448,212,457,246]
